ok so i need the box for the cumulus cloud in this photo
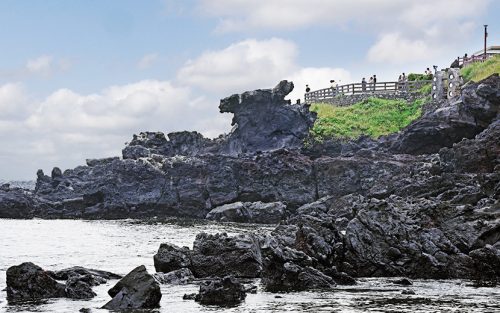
[137,53,159,70]
[367,33,432,64]
[0,80,231,179]
[177,38,298,94]
[177,38,350,97]
[197,0,490,64]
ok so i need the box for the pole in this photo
[484,25,488,60]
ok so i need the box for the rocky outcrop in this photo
[103,265,161,310]
[219,80,316,155]
[154,233,262,278]
[387,74,499,155]
[153,243,191,273]
[2,75,500,287]
[190,232,262,278]
[206,201,287,223]
[194,276,246,306]
[5,263,118,303]
[6,262,66,303]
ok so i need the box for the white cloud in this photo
[26,55,53,75]
[0,83,32,119]
[286,67,352,102]
[197,0,490,64]
[177,38,298,94]
[367,33,432,64]
[177,38,350,98]
[137,53,159,70]
[0,80,231,179]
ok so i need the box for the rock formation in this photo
[103,265,161,310]
[6,263,119,303]
[1,74,499,287]
[194,276,246,305]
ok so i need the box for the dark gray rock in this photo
[49,266,122,282]
[190,232,262,278]
[103,265,161,310]
[393,278,413,286]
[388,74,499,155]
[206,201,286,223]
[154,243,191,273]
[195,276,246,306]
[64,274,96,299]
[153,268,194,285]
[0,187,36,218]
[6,262,66,303]
[219,80,316,155]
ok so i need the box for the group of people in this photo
[305,68,433,94]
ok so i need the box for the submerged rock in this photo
[103,265,161,310]
[194,276,246,306]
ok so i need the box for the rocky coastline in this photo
[1,74,499,306]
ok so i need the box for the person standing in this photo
[373,75,377,92]
[361,77,366,92]
[305,84,311,93]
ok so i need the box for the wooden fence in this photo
[458,53,494,67]
[305,80,432,103]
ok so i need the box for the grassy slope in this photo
[310,97,426,140]
[461,55,500,82]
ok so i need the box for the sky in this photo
[0,0,498,180]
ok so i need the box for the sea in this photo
[0,218,499,313]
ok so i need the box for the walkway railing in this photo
[305,80,431,103]
[458,53,493,67]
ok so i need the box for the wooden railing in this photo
[458,53,493,66]
[305,80,432,103]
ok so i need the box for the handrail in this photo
[304,80,432,103]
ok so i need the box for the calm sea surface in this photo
[0,219,499,313]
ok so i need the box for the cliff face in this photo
[0,75,499,282]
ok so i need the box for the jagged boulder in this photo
[206,201,286,223]
[194,276,246,306]
[6,262,66,303]
[190,232,262,278]
[154,243,191,273]
[103,265,161,310]
[219,80,316,155]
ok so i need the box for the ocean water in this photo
[0,219,499,313]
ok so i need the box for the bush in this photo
[408,73,433,81]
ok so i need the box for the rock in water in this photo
[153,268,194,285]
[195,276,246,306]
[103,265,161,310]
[6,262,66,303]
[190,232,262,278]
[153,243,191,273]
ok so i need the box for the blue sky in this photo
[0,0,498,179]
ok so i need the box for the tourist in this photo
[361,78,366,92]
[330,80,335,88]
[373,75,377,92]
[402,73,407,92]
[398,75,403,91]
[368,76,374,92]
[305,85,311,93]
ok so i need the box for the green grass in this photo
[310,97,426,140]
[418,83,432,94]
[461,55,500,82]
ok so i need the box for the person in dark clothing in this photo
[361,77,366,92]
[305,85,311,93]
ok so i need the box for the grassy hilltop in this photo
[309,57,499,140]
